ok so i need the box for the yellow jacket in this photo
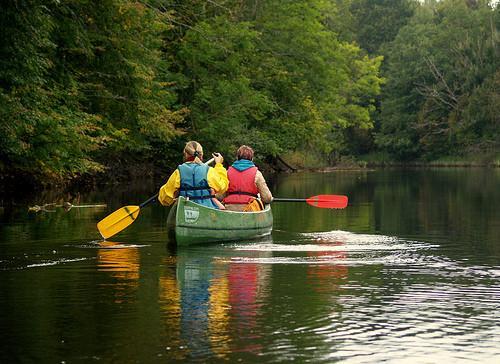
[158,162,229,206]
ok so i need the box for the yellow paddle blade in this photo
[97,205,140,239]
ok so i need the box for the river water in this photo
[1,168,499,363]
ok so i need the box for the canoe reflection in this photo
[174,243,271,359]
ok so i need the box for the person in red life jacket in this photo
[158,141,228,209]
[223,145,273,212]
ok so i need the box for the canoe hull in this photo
[167,197,273,245]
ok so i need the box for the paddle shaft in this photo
[273,198,308,202]
[140,193,159,208]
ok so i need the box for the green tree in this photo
[177,16,275,156]
[254,0,382,159]
[377,0,499,160]
[173,0,382,162]
[0,0,183,181]
[0,0,110,179]
[350,0,416,54]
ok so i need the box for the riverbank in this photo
[274,151,500,173]
[360,151,500,168]
[1,152,499,204]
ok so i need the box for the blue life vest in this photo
[178,163,219,209]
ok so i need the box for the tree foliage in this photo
[350,0,416,55]
[0,0,383,181]
[0,0,182,180]
[2,0,496,184]
[173,0,383,160]
[376,0,499,160]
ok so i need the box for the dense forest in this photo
[0,0,498,185]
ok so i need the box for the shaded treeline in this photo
[372,0,500,163]
[0,0,498,186]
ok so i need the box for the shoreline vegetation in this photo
[1,0,498,190]
[0,154,498,207]
[276,151,500,172]
[2,152,498,191]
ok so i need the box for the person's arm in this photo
[207,162,229,194]
[255,170,273,203]
[158,169,181,206]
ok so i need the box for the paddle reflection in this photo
[97,241,140,304]
[208,264,231,358]
[227,260,270,355]
[174,245,271,360]
[306,240,348,293]
[97,241,140,280]
[158,256,184,360]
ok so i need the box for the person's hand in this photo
[213,152,223,164]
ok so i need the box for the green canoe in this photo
[167,196,273,245]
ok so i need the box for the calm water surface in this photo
[1,169,499,363]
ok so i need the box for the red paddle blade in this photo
[305,195,348,209]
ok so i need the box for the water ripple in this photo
[25,257,89,268]
[224,231,500,283]
[213,230,500,362]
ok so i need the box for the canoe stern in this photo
[167,197,273,245]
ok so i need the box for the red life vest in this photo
[223,166,259,204]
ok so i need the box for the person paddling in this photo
[158,141,228,209]
[223,145,273,211]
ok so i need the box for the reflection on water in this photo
[227,257,270,356]
[306,241,347,294]
[97,241,141,280]
[96,241,142,305]
[173,246,272,360]
[177,251,212,358]
[1,169,499,363]
[208,270,230,358]
[158,257,183,359]
[160,230,499,362]
[97,241,139,280]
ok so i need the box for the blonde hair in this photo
[183,141,203,164]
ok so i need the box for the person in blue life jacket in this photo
[158,141,228,209]
[223,145,273,212]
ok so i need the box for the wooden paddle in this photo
[273,194,348,209]
[97,158,215,239]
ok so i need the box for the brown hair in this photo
[236,145,254,161]
[183,141,203,164]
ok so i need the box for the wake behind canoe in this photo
[167,196,273,245]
